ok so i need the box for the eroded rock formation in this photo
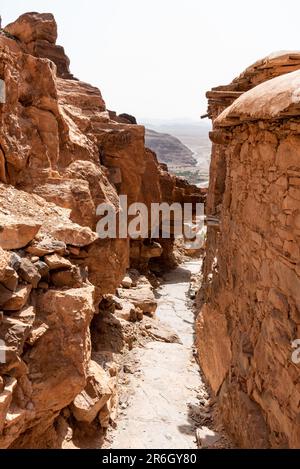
[145,128,197,166]
[197,52,300,448]
[0,12,204,447]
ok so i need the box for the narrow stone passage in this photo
[109,260,209,449]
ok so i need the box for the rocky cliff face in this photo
[0,13,204,447]
[197,52,300,448]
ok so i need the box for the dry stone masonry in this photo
[197,52,300,448]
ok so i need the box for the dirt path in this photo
[109,259,220,449]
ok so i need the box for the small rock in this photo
[121,276,132,289]
[136,307,143,321]
[71,361,113,424]
[62,408,71,419]
[123,364,134,374]
[10,253,22,271]
[129,308,137,322]
[108,363,119,377]
[98,404,110,428]
[11,305,35,327]
[35,261,49,278]
[114,300,136,321]
[44,253,72,270]
[141,242,162,259]
[0,283,18,307]
[51,266,82,288]
[0,314,33,356]
[104,295,123,310]
[0,249,19,291]
[51,223,98,247]
[100,294,123,313]
[26,402,34,411]
[118,283,157,314]
[1,284,32,311]
[196,426,220,448]
[26,237,66,256]
[144,318,181,344]
[0,216,41,250]
[68,246,80,256]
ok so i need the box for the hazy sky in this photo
[2,0,300,120]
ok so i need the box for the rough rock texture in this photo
[145,128,197,166]
[71,360,113,424]
[117,275,157,315]
[0,13,203,447]
[197,52,300,448]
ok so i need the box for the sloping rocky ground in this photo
[0,12,205,448]
[197,52,300,448]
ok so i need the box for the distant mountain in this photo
[145,128,197,166]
